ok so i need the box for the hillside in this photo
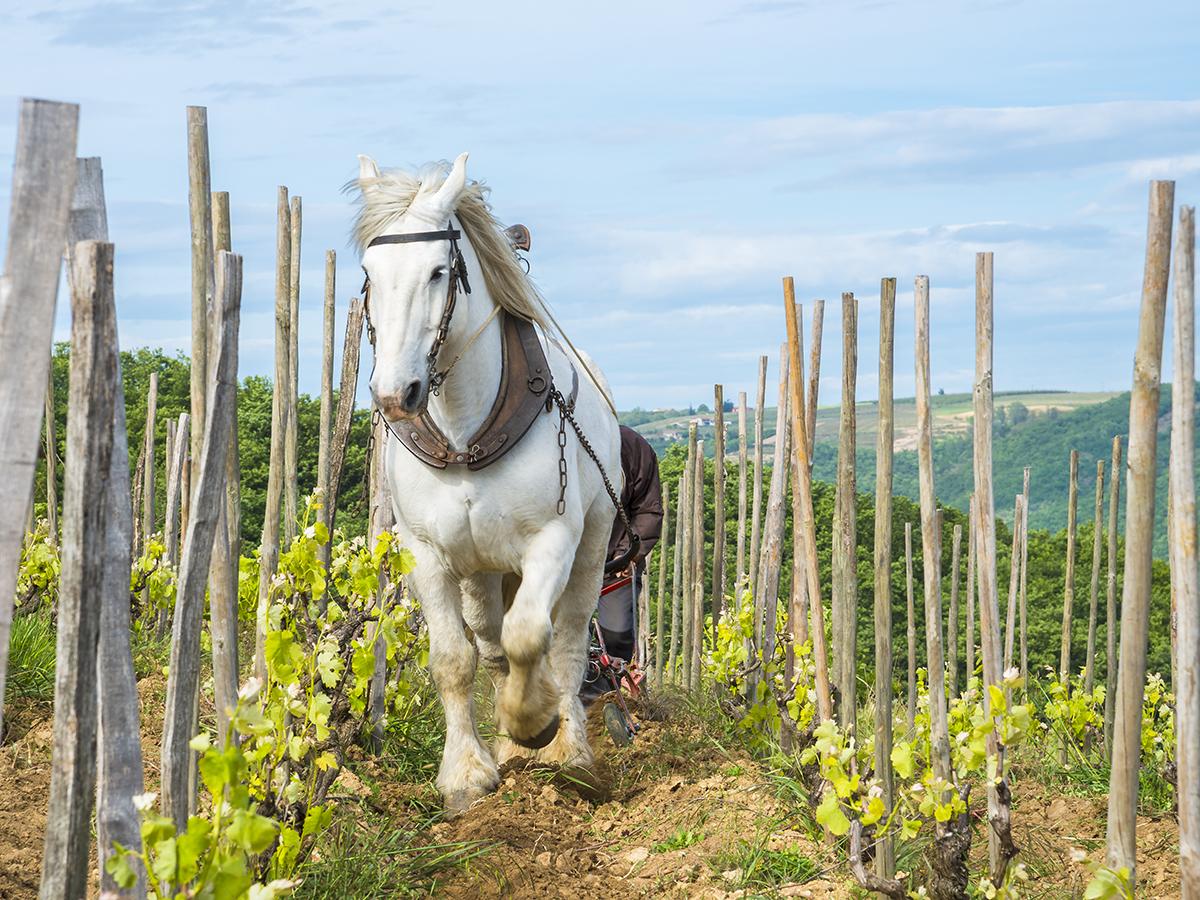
[628,388,1193,556]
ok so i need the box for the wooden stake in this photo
[789,300,809,654]
[966,496,977,685]
[783,289,833,721]
[755,348,790,695]
[905,521,916,731]
[975,252,1019,883]
[367,414,394,751]
[284,195,302,545]
[325,297,365,541]
[833,292,858,727]
[318,250,336,567]
[1107,181,1174,884]
[735,391,748,590]
[669,473,685,683]
[1061,449,1080,683]
[680,424,697,688]
[212,191,241,613]
[67,162,148,899]
[1169,204,1198,898]
[142,374,158,547]
[749,355,767,596]
[1085,460,1106,697]
[1104,437,1122,755]
[690,438,705,691]
[873,276,897,881]
[655,480,670,688]
[1004,495,1022,675]
[948,524,962,698]
[186,107,212,511]
[256,188,291,679]
[1019,467,1031,683]
[162,252,242,829]
[806,299,825,472]
[44,367,58,543]
[39,240,116,899]
[712,384,727,638]
[0,98,78,738]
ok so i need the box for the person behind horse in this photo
[597,425,663,665]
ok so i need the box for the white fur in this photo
[352,154,620,814]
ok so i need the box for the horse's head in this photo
[356,152,470,421]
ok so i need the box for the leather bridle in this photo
[360,221,471,395]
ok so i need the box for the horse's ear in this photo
[430,152,469,214]
[358,154,381,183]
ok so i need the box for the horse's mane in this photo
[347,161,548,330]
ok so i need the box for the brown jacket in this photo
[608,425,663,563]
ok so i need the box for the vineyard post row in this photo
[0,99,372,895]
[643,180,1196,896]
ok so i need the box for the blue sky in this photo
[1,0,1198,410]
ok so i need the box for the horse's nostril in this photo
[402,380,423,411]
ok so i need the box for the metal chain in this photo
[549,385,633,538]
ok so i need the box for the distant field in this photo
[629,390,1121,457]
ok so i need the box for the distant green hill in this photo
[629,387,1195,557]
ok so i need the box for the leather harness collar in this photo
[396,309,577,470]
[362,221,577,472]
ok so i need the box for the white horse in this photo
[351,153,621,814]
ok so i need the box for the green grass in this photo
[652,828,704,853]
[6,613,56,703]
[295,807,493,898]
[710,837,819,890]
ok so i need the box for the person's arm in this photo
[627,444,663,562]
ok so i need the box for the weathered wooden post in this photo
[65,160,148,899]
[142,374,159,546]
[749,356,767,595]
[44,369,58,543]
[162,252,242,829]
[873,276,897,882]
[1104,436,1122,754]
[367,414,394,751]
[712,384,727,638]
[754,348,790,696]
[916,274,966,894]
[186,107,212,516]
[0,98,78,738]
[256,188,292,679]
[690,438,706,690]
[655,481,670,688]
[976,251,1018,883]
[212,191,241,609]
[735,391,748,590]
[783,291,833,721]
[948,524,963,698]
[1106,181,1174,886]
[325,297,365,541]
[1004,495,1023,675]
[833,292,858,728]
[207,339,239,743]
[806,299,825,472]
[905,522,916,731]
[1061,449,1080,686]
[318,250,336,568]
[1169,204,1198,898]
[966,496,977,684]
[284,195,302,545]
[680,425,697,688]
[38,239,115,899]
[669,473,685,684]
[1019,467,1031,683]
[158,414,188,640]
[1085,460,1106,701]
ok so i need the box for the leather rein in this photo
[361,220,640,574]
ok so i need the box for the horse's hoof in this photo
[509,714,560,751]
[442,787,488,818]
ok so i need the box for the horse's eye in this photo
[430,266,447,282]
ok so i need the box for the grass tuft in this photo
[7,613,56,703]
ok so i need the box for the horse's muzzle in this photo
[376,379,428,421]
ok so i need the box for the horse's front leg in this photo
[496,524,576,754]
[411,556,499,815]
